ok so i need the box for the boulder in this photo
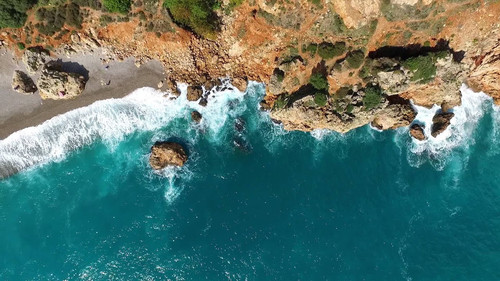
[232,77,248,92]
[149,142,188,169]
[12,70,37,94]
[203,79,222,91]
[431,112,454,137]
[187,85,203,101]
[410,123,426,141]
[166,79,180,96]
[371,103,416,130]
[37,61,86,100]
[22,47,50,74]
[191,111,202,123]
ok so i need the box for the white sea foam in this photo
[407,84,493,169]
[0,79,247,179]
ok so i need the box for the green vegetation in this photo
[318,42,346,60]
[17,42,26,50]
[402,55,436,83]
[0,0,36,28]
[274,94,289,109]
[102,0,131,14]
[163,0,220,39]
[309,73,328,90]
[363,85,383,110]
[305,43,317,57]
[35,3,83,36]
[345,50,365,69]
[314,92,328,106]
[380,0,436,22]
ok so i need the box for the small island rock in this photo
[149,142,188,169]
[191,111,202,123]
[187,85,203,101]
[431,112,454,137]
[410,123,426,141]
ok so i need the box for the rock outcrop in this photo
[37,61,86,100]
[431,112,454,137]
[409,124,426,141]
[371,103,416,130]
[191,111,202,123]
[12,70,37,94]
[22,47,50,74]
[467,39,500,105]
[149,142,188,169]
[187,85,203,101]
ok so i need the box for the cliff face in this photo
[2,0,500,133]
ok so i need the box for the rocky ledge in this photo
[149,142,188,169]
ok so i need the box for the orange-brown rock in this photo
[409,124,426,141]
[149,142,188,169]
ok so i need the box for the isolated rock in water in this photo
[22,47,50,74]
[149,142,188,169]
[431,112,454,137]
[187,85,203,101]
[12,70,37,94]
[191,111,202,123]
[410,123,426,141]
[37,61,86,100]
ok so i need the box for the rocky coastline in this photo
[1,0,500,140]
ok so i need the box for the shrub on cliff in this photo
[0,0,36,28]
[314,92,328,107]
[346,50,365,69]
[309,73,328,90]
[163,0,220,39]
[401,53,443,83]
[103,0,131,14]
[318,42,346,60]
[363,85,383,110]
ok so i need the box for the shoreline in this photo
[0,48,166,140]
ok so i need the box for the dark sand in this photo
[0,49,166,139]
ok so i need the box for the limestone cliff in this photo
[1,0,500,133]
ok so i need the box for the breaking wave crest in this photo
[406,84,494,170]
[0,80,249,179]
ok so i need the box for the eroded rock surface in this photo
[12,70,37,95]
[431,112,454,137]
[410,123,426,141]
[149,142,188,169]
[37,61,86,100]
[22,47,50,74]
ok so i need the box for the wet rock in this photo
[149,141,188,169]
[37,61,86,100]
[409,123,426,141]
[12,70,37,94]
[260,100,272,111]
[22,47,50,74]
[203,79,222,91]
[232,77,248,92]
[235,118,245,132]
[187,85,203,101]
[431,112,454,137]
[191,111,202,123]
[198,98,208,107]
[166,79,180,96]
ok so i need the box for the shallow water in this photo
[0,83,499,280]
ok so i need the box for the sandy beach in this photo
[0,48,166,140]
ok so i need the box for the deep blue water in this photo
[0,83,499,280]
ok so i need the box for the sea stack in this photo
[149,142,188,169]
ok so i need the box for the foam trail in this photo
[0,80,247,179]
[407,84,493,169]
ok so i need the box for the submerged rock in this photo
[12,70,37,94]
[37,61,86,100]
[22,47,50,74]
[191,110,202,123]
[187,85,203,101]
[431,112,454,137]
[410,123,426,141]
[149,142,188,169]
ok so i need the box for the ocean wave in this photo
[0,80,248,179]
[407,84,493,170]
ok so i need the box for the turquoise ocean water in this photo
[0,82,499,280]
